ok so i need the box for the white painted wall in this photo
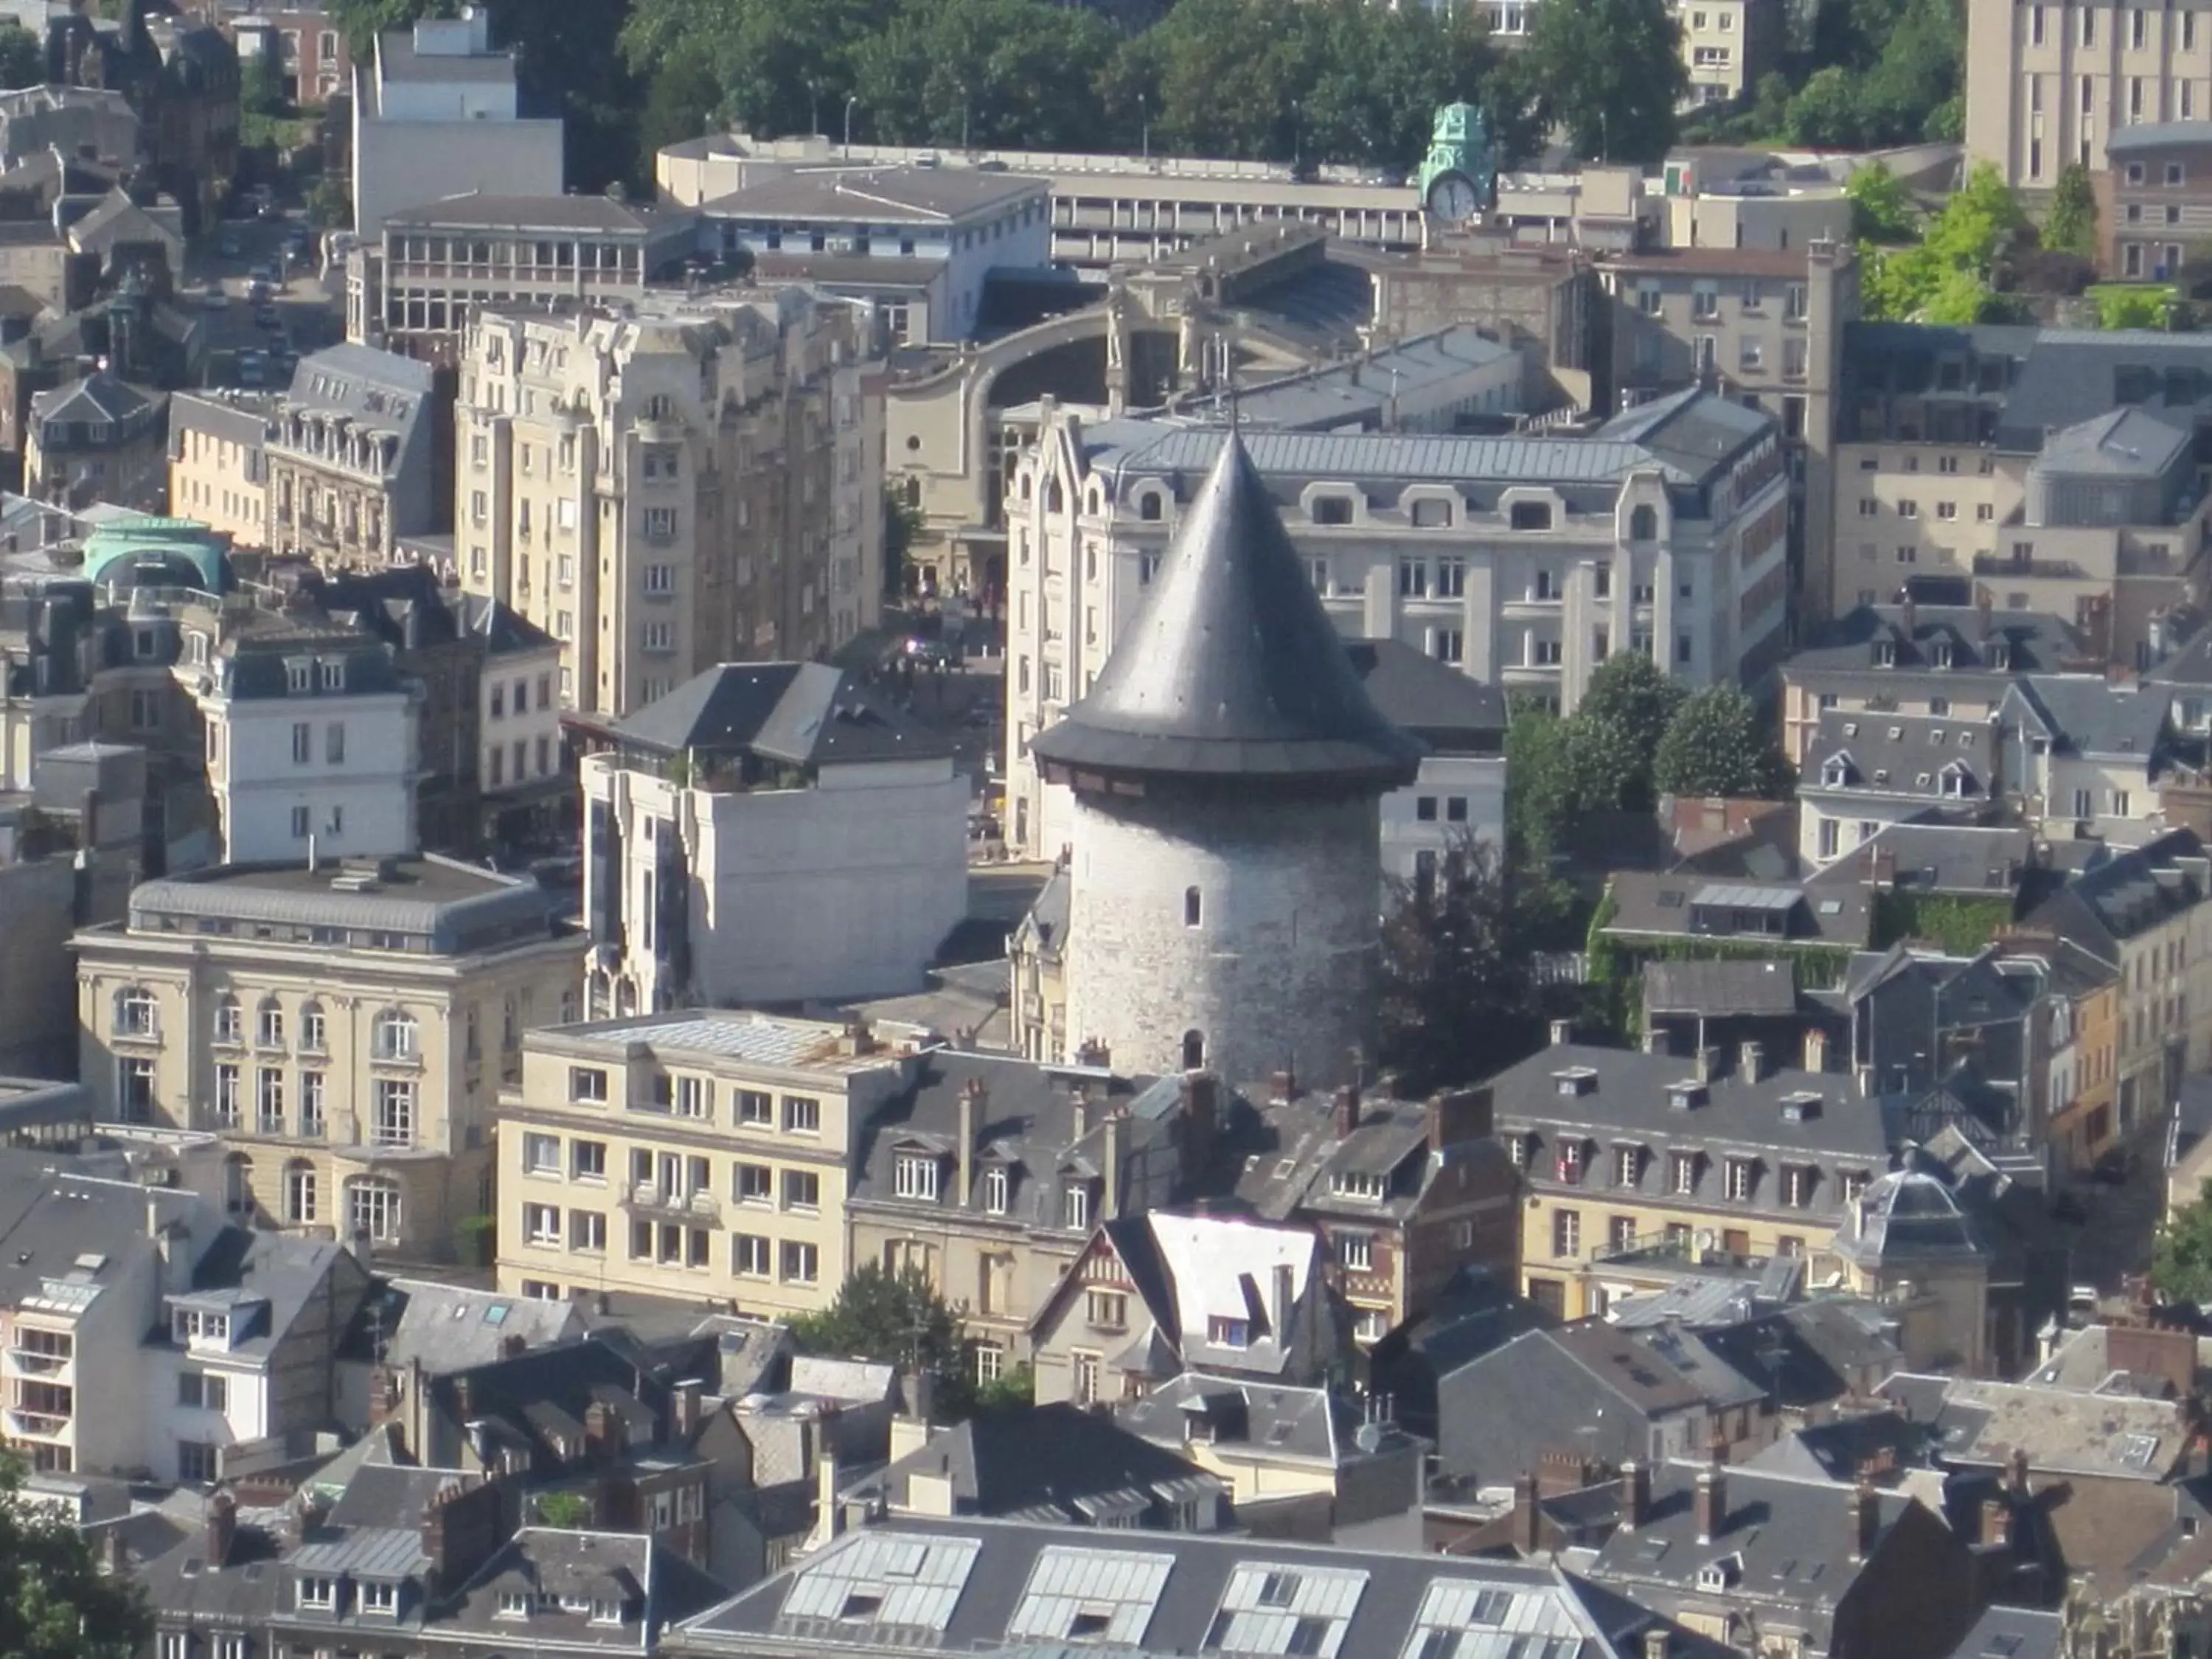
[586,751,968,1008]
[206,692,419,863]
[1380,756,1506,886]
[352,119,563,240]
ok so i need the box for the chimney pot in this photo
[1804,1028,1829,1074]
[1739,1040,1763,1081]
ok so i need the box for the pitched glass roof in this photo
[1005,1547,1175,1647]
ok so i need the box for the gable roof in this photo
[1030,434,1423,787]
[2000,675,2169,761]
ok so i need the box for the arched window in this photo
[284,1159,318,1225]
[1138,490,1164,523]
[213,995,243,1044]
[256,997,285,1048]
[1184,886,1203,928]
[372,1009,419,1061]
[347,1177,403,1246]
[1182,1030,1206,1070]
[223,1152,253,1214]
[902,476,922,509]
[299,1000,327,1052]
[1046,480,1065,514]
[1630,504,1658,541]
[113,987,158,1037]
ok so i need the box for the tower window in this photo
[1184,886,1202,927]
[1182,1030,1206,1070]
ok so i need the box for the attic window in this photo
[1330,1170,1387,1201]
[1931,641,1953,668]
[497,1590,530,1619]
[1554,1067,1599,1096]
[1887,726,1902,740]
[894,1153,939,1202]
[1822,762,1848,788]
[1668,1081,1706,1110]
[1209,1316,1252,1349]
[839,1593,886,1622]
[1875,641,1896,666]
[1988,642,2010,669]
[1070,1610,1115,1639]
[1843,722,1859,737]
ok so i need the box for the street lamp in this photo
[1138,92,1149,162]
[844,95,859,157]
[1290,99,1301,173]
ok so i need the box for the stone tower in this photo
[1031,432,1422,1091]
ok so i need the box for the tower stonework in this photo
[1032,432,1422,1091]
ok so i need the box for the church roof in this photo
[1029,433,1423,787]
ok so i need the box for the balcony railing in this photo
[623,1183,722,1225]
[5,1408,69,1438]
[4,1347,70,1375]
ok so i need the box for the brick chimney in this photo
[584,1399,618,1465]
[204,1490,237,1568]
[1516,1472,1542,1553]
[1334,1082,1361,1138]
[1103,1110,1124,1217]
[1620,1461,1650,1529]
[1070,1085,1091,1145]
[1269,1068,1296,1103]
[957,1076,984,1207]
[420,1478,506,1596]
[1694,1467,1725,1544]
[1425,1086,1492,1152]
[1642,1630,1669,1659]
[1804,1028,1828,1074]
[1851,1480,1880,1562]
[671,1377,703,1441]
[2008,1447,2031,1495]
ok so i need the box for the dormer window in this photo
[360,1583,397,1615]
[1208,1315,1251,1349]
[1931,641,1953,668]
[981,1164,1009,1215]
[591,1601,623,1625]
[1330,1169,1387,1201]
[1822,759,1848,788]
[173,1308,229,1346]
[297,1576,335,1610]
[1874,640,1896,666]
[1941,765,1972,798]
[1614,1146,1643,1186]
[497,1590,530,1620]
[1553,1067,1598,1096]
[894,1152,940,1202]
[1063,1183,1091,1231]
[1987,641,2009,669]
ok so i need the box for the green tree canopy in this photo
[242,49,288,118]
[1377,834,1554,1095]
[2093,285,2177,330]
[1504,692,1571,865]
[0,1455,151,1658]
[1859,162,2025,321]
[2155,1182,2212,1304]
[1557,652,1686,815]
[0,22,42,89]
[2042,164,2098,258]
[790,1262,971,1410]
[1523,0,1686,161]
[1651,684,1790,799]
[1846,161,1916,243]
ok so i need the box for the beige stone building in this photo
[1672,0,1786,107]
[265,344,442,569]
[26,374,167,511]
[2098,123,2212,282]
[167,391,275,551]
[453,288,885,716]
[493,1010,910,1315]
[844,1054,1210,1384]
[1965,0,2212,187]
[74,855,585,1263]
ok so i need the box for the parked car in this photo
[201,287,229,310]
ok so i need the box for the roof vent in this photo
[1779,1091,1823,1123]
[1668,1080,1706,1110]
[1553,1067,1599,1096]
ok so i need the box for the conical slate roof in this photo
[1030,434,1423,786]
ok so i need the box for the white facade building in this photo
[1004,391,1790,860]
[180,612,421,865]
[349,7,563,239]
[581,664,968,1015]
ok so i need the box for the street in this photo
[184,201,344,390]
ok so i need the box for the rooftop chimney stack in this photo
[672,1377,703,1441]
[1270,1262,1295,1343]
[1739,1040,1764,1081]
[1334,1082,1361,1138]
[204,1491,237,1568]
[1549,1019,1573,1046]
[1621,1461,1650,1530]
[1694,1467,1725,1545]
[1695,1046,1719,1084]
[1804,1028,1828,1074]
[957,1077,983,1207]
[1851,1480,1880,1561]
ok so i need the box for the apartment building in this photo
[351,193,695,361]
[1672,0,1786,105]
[1599,241,1857,622]
[2098,122,2212,279]
[1004,391,1788,858]
[74,854,585,1260]
[195,0,353,104]
[846,1057,1208,1382]
[1997,673,2172,838]
[493,1010,911,1315]
[265,344,442,568]
[1835,324,2212,662]
[1779,599,2090,768]
[168,389,275,549]
[2018,827,2212,1141]
[1488,1033,1891,1322]
[1798,708,2000,865]
[0,1168,368,1481]
[453,288,885,715]
[178,604,421,864]
[576,661,967,1012]
[350,7,563,240]
[1964,0,2212,186]
[25,373,167,510]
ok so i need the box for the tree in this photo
[1377,834,1550,1095]
[2154,1181,2212,1304]
[243,49,288,118]
[1557,652,1684,816]
[0,22,41,89]
[1857,163,2023,321]
[637,57,726,181]
[790,1262,971,1408]
[1784,66,1864,150]
[1523,0,1686,161]
[1652,685,1789,799]
[2041,164,2098,257]
[2093,285,2175,330]
[1503,692,1571,865]
[0,1454,152,1658]
[1846,160,1916,244]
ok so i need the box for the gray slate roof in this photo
[613,661,953,768]
[1784,603,2084,680]
[675,1514,1710,1659]
[2021,827,2208,958]
[2000,675,2168,760]
[2105,120,2212,155]
[698,166,1048,224]
[1854,822,2035,897]
[1031,434,1424,786]
[1944,1605,2064,1659]
[1642,959,1797,1018]
[851,1402,1224,1523]
[1808,709,1992,802]
[2032,406,2191,479]
[126,855,557,956]
[1345,638,1507,752]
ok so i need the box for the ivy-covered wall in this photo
[1585,902,1852,1043]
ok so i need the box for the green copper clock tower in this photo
[1416,101,1496,225]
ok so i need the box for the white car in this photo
[201,288,230,310]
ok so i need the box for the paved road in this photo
[184,206,345,389]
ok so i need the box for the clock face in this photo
[1427,171,1481,223]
